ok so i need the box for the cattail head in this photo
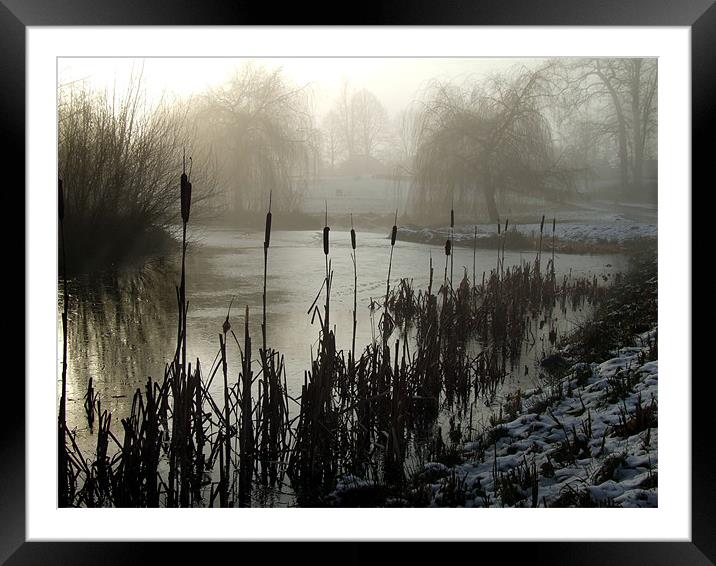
[180,172,191,223]
[497,220,501,235]
[445,239,451,256]
[58,178,64,222]
[264,191,273,249]
[264,211,272,249]
[391,210,398,246]
[323,226,330,256]
[350,213,356,250]
[504,218,509,232]
[552,218,556,233]
[540,215,545,233]
[450,209,454,228]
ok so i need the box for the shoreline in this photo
[329,250,658,507]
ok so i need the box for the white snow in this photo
[422,331,658,507]
[400,219,657,247]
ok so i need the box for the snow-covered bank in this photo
[399,216,656,251]
[326,249,658,507]
[422,330,658,507]
[328,330,658,508]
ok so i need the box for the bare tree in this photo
[325,81,390,168]
[195,63,315,214]
[336,79,357,160]
[558,58,658,192]
[412,64,559,222]
[624,58,658,191]
[394,105,421,173]
[351,88,389,159]
[321,109,343,173]
[58,72,215,269]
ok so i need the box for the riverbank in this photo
[398,219,657,255]
[329,250,658,507]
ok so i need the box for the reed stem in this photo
[58,178,69,507]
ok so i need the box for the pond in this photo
[58,226,628,503]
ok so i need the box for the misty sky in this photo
[59,57,545,119]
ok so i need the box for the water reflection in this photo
[59,227,627,462]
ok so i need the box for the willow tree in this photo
[411,64,559,222]
[196,64,316,215]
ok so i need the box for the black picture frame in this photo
[7,0,708,563]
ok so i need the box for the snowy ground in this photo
[398,198,657,250]
[329,329,658,508]
[420,329,657,508]
[400,216,657,249]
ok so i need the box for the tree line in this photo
[58,58,656,268]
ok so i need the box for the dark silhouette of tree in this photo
[412,64,559,222]
[324,80,389,167]
[58,70,215,269]
[195,64,315,214]
[558,58,657,192]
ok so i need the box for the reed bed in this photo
[58,163,619,507]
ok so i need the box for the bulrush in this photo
[180,159,192,224]
[323,226,330,256]
[386,210,398,295]
[264,192,273,249]
[473,225,478,292]
[262,192,272,349]
[537,214,546,274]
[449,206,454,287]
[322,204,331,331]
[58,176,69,507]
[391,209,398,247]
[350,214,357,366]
[551,217,557,278]
[383,210,398,345]
[444,238,451,287]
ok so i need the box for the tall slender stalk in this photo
[383,211,398,346]
[386,210,398,299]
[179,153,192,380]
[323,203,331,332]
[219,332,230,507]
[444,239,451,287]
[449,204,454,288]
[473,225,477,291]
[428,251,434,296]
[496,219,501,280]
[239,306,253,507]
[501,218,508,280]
[350,214,357,368]
[58,177,69,507]
[262,191,272,352]
[551,217,556,268]
[537,214,545,272]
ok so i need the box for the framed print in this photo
[7,0,710,563]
